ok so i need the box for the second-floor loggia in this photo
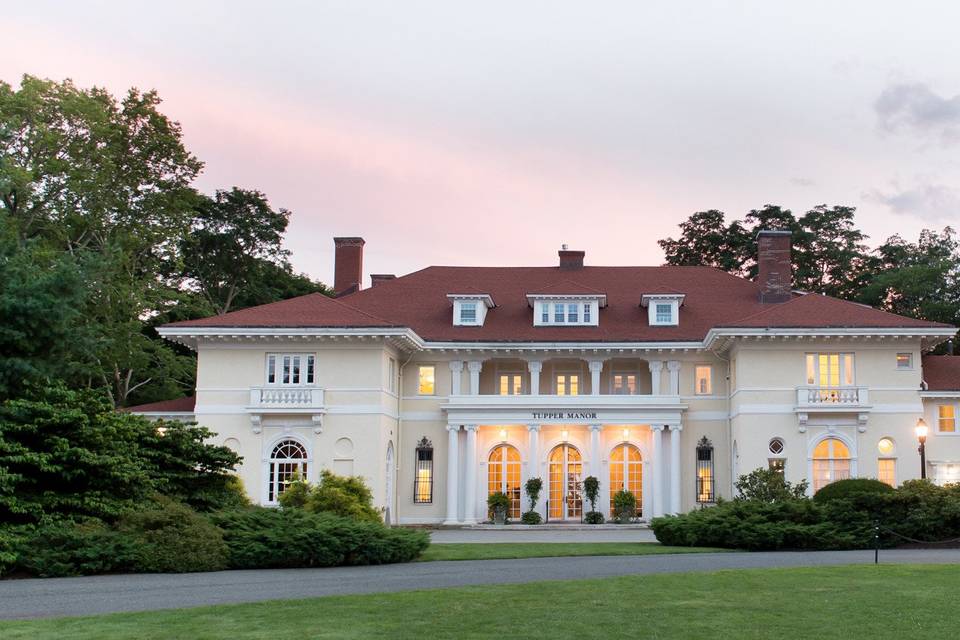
[443,356,696,398]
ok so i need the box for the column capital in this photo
[648,359,664,372]
[446,424,461,433]
[467,360,483,373]
[668,424,683,432]
[589,424,603,433]
[527,360,543,373]
[448,360,464,372]
[666,360,681,372]
[464,424,479,432]
[650,424,665,432]
[587,359,606,373]
[526,424,541,433]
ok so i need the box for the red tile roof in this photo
[163,265,952,342]
[923,356,960,391]
[125,396,196,413]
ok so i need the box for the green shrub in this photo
[117,496,228,573]
[488,491,510,521]
[520,510,542,525]
[279,471,381,523]
[14,521,137,577]
[0,527,18,576]
[525,477,543,512]
[813,478,894,504]
[583,476,604,523]
[612,490,636,523]
[584,511,605,524]
[212,507,428,569]
[735,468,809,502]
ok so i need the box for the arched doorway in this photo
[488,444,522,518]
[609,443,642,517]
[812,437,851,492]
[549,443,583,520]
[385,441,395,525]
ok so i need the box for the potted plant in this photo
[612,489,637,524]
[583,476,604,524]
[488,491,510,525]
[521,477,543,525]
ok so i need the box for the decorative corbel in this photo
[312,414,323,435]
[250,414,262,434]
[857,413,869,432]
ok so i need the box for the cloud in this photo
[874,83,960,145]
[790,177,816,187]
[865,182,960,222]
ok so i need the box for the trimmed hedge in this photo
[813,478,894,504]
[211,507,429,569]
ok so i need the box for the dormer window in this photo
[641,293,685,327]
[528,295,605,327]
[447,293,495,327]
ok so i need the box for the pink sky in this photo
[5,3,960,285]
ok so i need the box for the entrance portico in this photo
[441,395,686,524]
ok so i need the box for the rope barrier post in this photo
[874,519,880,565]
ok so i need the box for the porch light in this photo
[622,428,629,440]
[916,418,928,480]
[499,428,508,441]
[915,418,928,441]
[561,429,569,442]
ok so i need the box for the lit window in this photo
[768,458,785,475]
[933,462,960,486]
[266,354,315,386]
[488,445,522,518]
[583,303,591,323]
[418,365,436,395]
[939,405,957,433]
[695,366,712,395]
[896,353,913,369]
[696,437,715,503]
[609,443,642,517]
[459,302,477,324]
[613,373,637,395]
[878,458,896,487]
[769,438,785,455]
[655,303,673,324]
[498,373,523,395]
[805,353,855,401]
[267,439,308,502]
[414,437,433,503]
[556,374,579,396]
[877,438,895,456]
[812,437,850,492]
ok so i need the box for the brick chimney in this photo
[558,244,585,270]
[333,237,365,296]
[757,230,792,303]
[370,274,396,288]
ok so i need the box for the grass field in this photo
[1,565,955,639]
[418,541,728,561]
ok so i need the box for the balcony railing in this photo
[796,386,868,408]
[248,386,324,411]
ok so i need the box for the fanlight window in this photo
[267,439,308,502]
[812,437,851,492]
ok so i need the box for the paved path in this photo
[429,528,658,543]
[1,549,958,620]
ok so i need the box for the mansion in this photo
[130,232,960,525]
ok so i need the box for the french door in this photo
[549,444,583,520]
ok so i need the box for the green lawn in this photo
[419,542,728,561]
[2,565,956,639]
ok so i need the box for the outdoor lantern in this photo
[499,428,508,442]
[623,428,629,440]
[916,418,928,479]
[561,429,569,442]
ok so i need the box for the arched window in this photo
[549,444,582,520]
[268,439,308,502]
[812,437,850,492]
[609,443,642,516]
[488,445,522,518]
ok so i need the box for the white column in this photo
[527,424,541,512]
[588,360,604,395]
[449,360,464,395]
[443,424,460,525]
[651,425,664,517]
[528,361,542,395]
[589,424,602,479]
[667,360,681,396]
[648,360,664,395]
[467,360,482,395]
[463,425,478,524]
[669,425,682,514]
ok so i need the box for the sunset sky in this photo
[5,1,960,285]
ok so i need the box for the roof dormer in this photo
[527,281,606,327]
[641,291,685,327]
[447,293,495,327]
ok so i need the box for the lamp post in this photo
[915,418,928,480]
